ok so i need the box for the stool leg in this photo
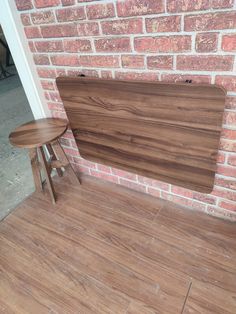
[38,146,56,204]
[29,148,42,192]
[51,140,81,185]
[46,143,63,177]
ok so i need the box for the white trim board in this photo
[0,0,49,119]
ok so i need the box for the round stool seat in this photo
[9,118,68,148]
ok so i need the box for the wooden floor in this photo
[0,174,236,313]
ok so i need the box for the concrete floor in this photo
[0,70,34,220]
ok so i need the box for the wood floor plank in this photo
[0,174,235,313]
[183,280,236,314]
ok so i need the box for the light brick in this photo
[28,41,36,52]
[121,55,145,69]
[220,139,236,152]
[225,97,236,110]
[177,55,233,71]
[112,168,136,180]
[171,186,193,198]
[87,3,115,20]
[217,165,236,177]
[146,16,181,33]
[185,12,236,31]
[77,22,99,36]
[117,0,164,17]
[51,55,80,66]
[119,178,146,193]
[134,35,191,53]
[31,11,55,24]
[33,54,50,65]
[221,128,236,140]
[213,187,236,202]
[212,0,234,9]
[195,32,218,52]
[56,7,85,22]
[35,40,64,52]
[228,155,236,166]
[115,71,158,81]
[215,176,236,190]
[80,55,119,68]
[90,170,119,183]
[15,0,33,10]
[222,34,236,52]
[41,24,77,37]
[24,26,41,38]
[64,39,92,52]
[161,74,211,84]
[223,111,236,126]
[147,187,161,197]
[101,71,113,79]
[167,0,210,12]
[215,76,236,92]
[21,14,31,26]
[193,193,216,205]
[101,18,143,35]
[67,69,99,77]
[34,0,60,8]
[147,56,173,70]
[41,80,55,90]
[95,37,131,53]
[138,176,170,191]
[61,0,75,5]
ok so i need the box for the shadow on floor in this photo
[0,70,34,220]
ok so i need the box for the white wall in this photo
[0,0,49,119]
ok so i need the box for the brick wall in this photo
[15,0,236,220]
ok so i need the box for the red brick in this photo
[161,74,211,84]
[167,0,210,12]
[61,0,75,5]
[147,56,173,70]
[171,186,193,198]
[223,111,236,126]
[24,26,41,38]
[80,55,119,68]
[28,41,36,52]
[119,178,146,193]
[195,32,218,52]
[112,168,136,180]
[34,0,60,8]
[31,11,55,24]
[222,34,236,52]
[51,55,80,66]
[41,24,77,37]
[219,200,236,212]
[21,14,31,26]
[115,71,158,81]
[90,170,119,183]
[117,0,164,17]
[193,192,216,205]
[41,80,55,90]
[37,67,56,78]
[56,7,85,22]
[134,35,191,53]
[101,18,143,35]
[48,102,64,111]
[87,3,115,20]
[67,69,99,77]
[217,165,236,177]
[228,155,236,166]
[217,151,226,164]
[213,187,236,202]
[15,0,33,10]
[35,40,64,52]
[185,12,236,31]
[49,91,62,102]
[64,39,92,52]
[97,164,111,174]
[215,176,236,190]
[221,128,236,140]
[95,37,131,53]
[225,97,236,110]
[215,76,236,92]
[56,68,67,76]
[147,187,161,197]
[44,91,50,100]
[212,0,234,9]
[76,158,96,169]
[101,71,113,79]
[33,54,50,65]
[146,16,181,33]
[121,55,145,69]
[77,22,99,36]
[137,176,170,191]
[177,55,234,71]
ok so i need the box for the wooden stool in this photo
[9,118,80,204]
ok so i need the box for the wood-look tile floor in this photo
[0,174,236,314]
